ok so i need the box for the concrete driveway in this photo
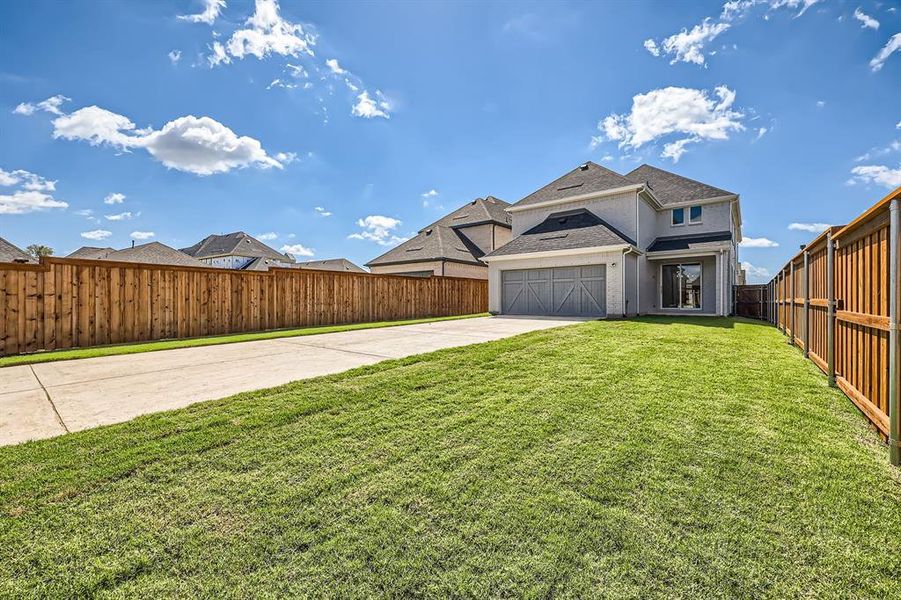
[0,316,585,446]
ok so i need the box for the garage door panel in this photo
[501,265,606,317]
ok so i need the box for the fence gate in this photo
[734,284,769,320]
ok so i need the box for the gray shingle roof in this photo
[105,242,209,266]
[647,231,732,253]
[181,232,294,262]
[624,164,736,206]
[510,162,636,209]
[484,209,636,258]
[0,237,35,263]
[67,246,115,260]
[367,197,510,267]
[295,258,367,273]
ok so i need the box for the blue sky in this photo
[1,0,899,282]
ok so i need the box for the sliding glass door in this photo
[661,263,702,310]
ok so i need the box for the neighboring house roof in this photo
[69,242,209,267]
[181,231,294,263]
[367,197,510,267]
[484,209,636,258]
[0,237,35,263]
[647,231,733,253]
[67,246,115,260]
[511,162,636,209]
[624,164,736,206]
[295,258,367,273]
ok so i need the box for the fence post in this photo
[889,199,899,466]
[827,232,836,387]
[788,262,795,345]
[803,249,810,358]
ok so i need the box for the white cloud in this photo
[74,209,93,217]
[421,189,438,198]
[13,94,70,117]
[207,0,315,67]
[848,165,901,188]
[314,206,332,217]
[348,215,406,246]
[768,0,821,18]
[0,191,68,215]
[0,167,66,214]
[854,140,901,162]
[104,192,126,205]
[281,243,314,256]
[104,211,134,221]
[50,104,285,175]
[643,39,660,57]
[596,85,745,162]
[741,261,770,281]
[168,50,182,65]
[351,90,391,119]
[741,237,779,248]
[897,120,901,129]
[130,231,155,240]
[274,151,297,164]
[325,58,346,75]
[81,229,112,241]
[853,8,879,30]
[257,232,278,240]
[870,33,901,72]
[788,222,830,233]
[754,127,769,141]
[0,168,56,191]
[652,18,731,65]
[816,100,826,108]
[178,0,225,25]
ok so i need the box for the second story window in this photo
[689,206,702,224]
[672,208,684,226]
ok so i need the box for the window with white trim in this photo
[689,205,702,224]
[671,208,684,226]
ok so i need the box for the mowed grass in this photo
[1,318,899,598]
[0,313,486,368]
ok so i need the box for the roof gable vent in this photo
[579,163,590,171]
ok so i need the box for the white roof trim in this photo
[483,244,631,262]
[646,246,731,260]
[662,194,738,209]
[506,184,644,213]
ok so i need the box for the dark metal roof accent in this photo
[647,231,733,253]
[484,209,636,258]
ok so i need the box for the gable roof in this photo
[624,164,736,206]
[67,246,115,260]
[511,162,637,209]
[0,237,35,263]
[367,197,510,267]
[484,209,636,258]
[69,242,208,267]
[181,232,294,262]
[647,231,733,253]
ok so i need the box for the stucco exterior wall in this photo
[493,224,513,249]
[654,200,733,237]
[511,191,639,241]
[646,255,719,315]
[487,249,625,316]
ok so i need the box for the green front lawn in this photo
[0,313,486,368]
[1,318,899,597]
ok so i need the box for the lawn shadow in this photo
[625,316,771,329]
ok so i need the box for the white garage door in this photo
[501,265,606,317]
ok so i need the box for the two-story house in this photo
[366,196,512,279]
[180,232,297,270]
[482,162,742,317]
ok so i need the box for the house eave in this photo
[506,184,645,214]
[646,245,732,260]
[366,257,485,268]
[483,244,632,262]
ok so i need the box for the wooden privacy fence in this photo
[768,185,900,465]
[0,257,488,357]
[734,284,769,320]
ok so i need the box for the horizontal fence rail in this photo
[0,258,488,357]
[768,185,900,465]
